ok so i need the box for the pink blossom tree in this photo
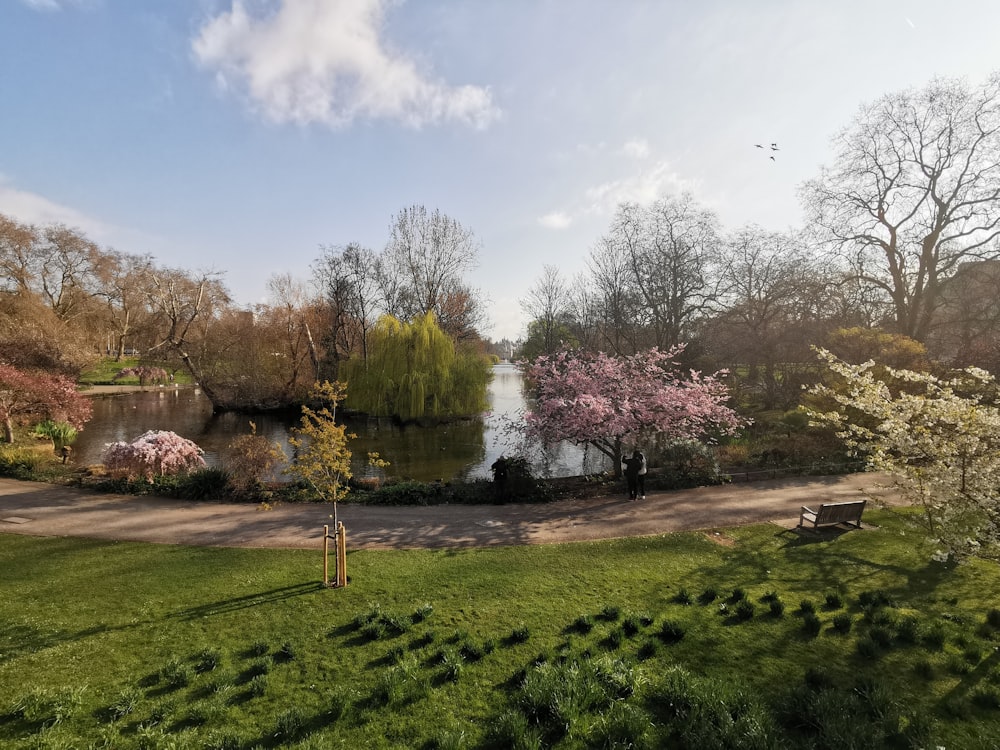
[521,347,743,474]
[102,430,206,480]
[0,363,92,443]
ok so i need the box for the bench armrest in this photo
[800,506,816,515]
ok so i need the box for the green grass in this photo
[78,357,192,386]
[2,508,1000,748]
[78,357,142,385]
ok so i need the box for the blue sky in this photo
[2,0,999,340]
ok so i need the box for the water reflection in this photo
[71,364,612,481]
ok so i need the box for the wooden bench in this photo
[798,500,866,530]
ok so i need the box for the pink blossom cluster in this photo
[102,430,206,480]
[522,347,743,455]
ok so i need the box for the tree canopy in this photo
[808,348,1000,560]
[285,381,353,522]
[380,205,486,341]
[341,312,491,420]
[802,72,1000,343]
[519,264,574,358]
[0,363,92,443]
[522,346,743,472]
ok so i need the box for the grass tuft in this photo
[657,619,686,644]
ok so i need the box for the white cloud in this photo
[538,160,694,231]
[18,0,93,10]
[620,138,650,159]
[584,161,693,214]
[0,178,113,238]
[537,211,572,230]
[192,0,500,129]
[0,177,160,252]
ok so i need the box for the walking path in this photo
[0,473,899,551]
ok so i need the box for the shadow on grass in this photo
[776,525,860,547]
[326,622,357,639]
[747,516,960,608]
[0,620,128,665]
[781,546,958,613]
[241,703,353,750]
[167,581,322,620]
[939,646,1000,704]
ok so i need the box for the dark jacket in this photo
[622,455,643,479]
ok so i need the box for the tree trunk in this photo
[302,321,320,381]
[174,348,225,412]
[592,437,624,477]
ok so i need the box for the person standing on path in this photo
[636,450,647,500]
[621,450,645,501]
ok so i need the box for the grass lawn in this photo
[2,507,1000,749]
[78,358,193,386]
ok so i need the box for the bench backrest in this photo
[817,500,866,523]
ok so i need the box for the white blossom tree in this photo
[807,347,1000,559]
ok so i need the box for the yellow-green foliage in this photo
[285,381,353,503]
[824,327,928,370]
[342,313,491,420]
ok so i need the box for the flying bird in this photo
[770,143,779,150]
[770,155,775,161]
[755,144,764,148]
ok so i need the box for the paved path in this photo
[0,473,899,551]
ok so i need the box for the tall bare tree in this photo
[144,267,231,408]
[0,213,111,364]
[313,243,380,374]
[704,226,830,408]
[0,215,105,327]
[520,264,573,357]
[624,196,722,349]
[265,273,324,389]
[587,195,721,354]
[34,224,102,323]
[94,250,155,360]
[0,213,37,295]
[379,205,486,340]
[564,273,603,353]
[587,232,641,355]
[802,71,1000,342]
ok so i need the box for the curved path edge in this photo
[0,473,902,551]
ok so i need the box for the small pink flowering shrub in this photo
[102,430,206,480]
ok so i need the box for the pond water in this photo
[71,364,612,481]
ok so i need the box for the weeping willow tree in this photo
[342,312,491,420]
